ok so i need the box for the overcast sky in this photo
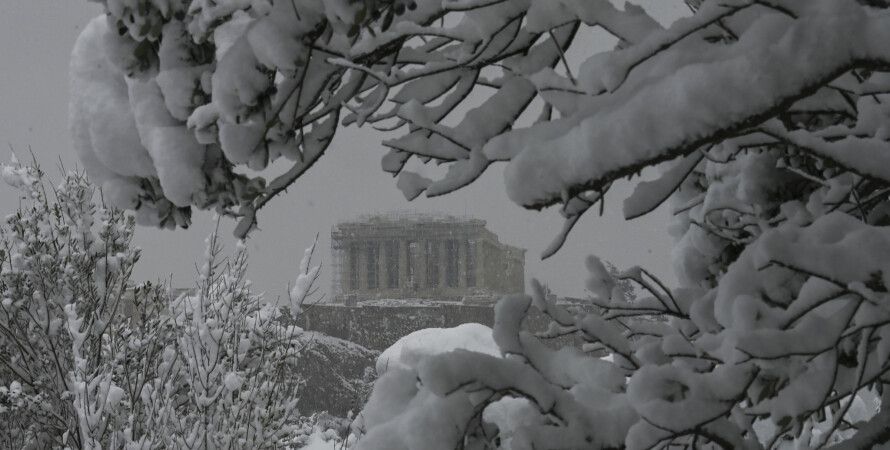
[0,0,687,301]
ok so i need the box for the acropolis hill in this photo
[297,213,536,351]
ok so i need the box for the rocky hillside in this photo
[293,332,378,417]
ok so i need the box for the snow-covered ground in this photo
[300,429,340,450]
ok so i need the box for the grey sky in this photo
[0,0,686,301]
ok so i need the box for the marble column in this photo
[457,237,467,289]
[398,239,408,293]
[438,239,447,289]
[357,241,367,293]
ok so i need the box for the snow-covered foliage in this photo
[73,0,890,245]
[132,230,309,449]
[347,1,890,448]
[0,162,321,448]
[352,323,502,447]
[70,0,890,240]
[57,2,684,234]
[70,0,890,447]
[0,161,148,448]
[353,268,887,449]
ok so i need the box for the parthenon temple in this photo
[331,213,525,304]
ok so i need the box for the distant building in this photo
[331,213,525,304]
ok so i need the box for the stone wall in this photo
[296,302,583,351]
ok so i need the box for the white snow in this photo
[69,17,154,209]
[376,323,499,375]
[496,1,890,210]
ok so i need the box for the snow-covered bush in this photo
[375,323,499,375]
[0,161,320,448]
[131,230,311,449]
[0,161,151,448]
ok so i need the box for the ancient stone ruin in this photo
[330,212,525,305]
